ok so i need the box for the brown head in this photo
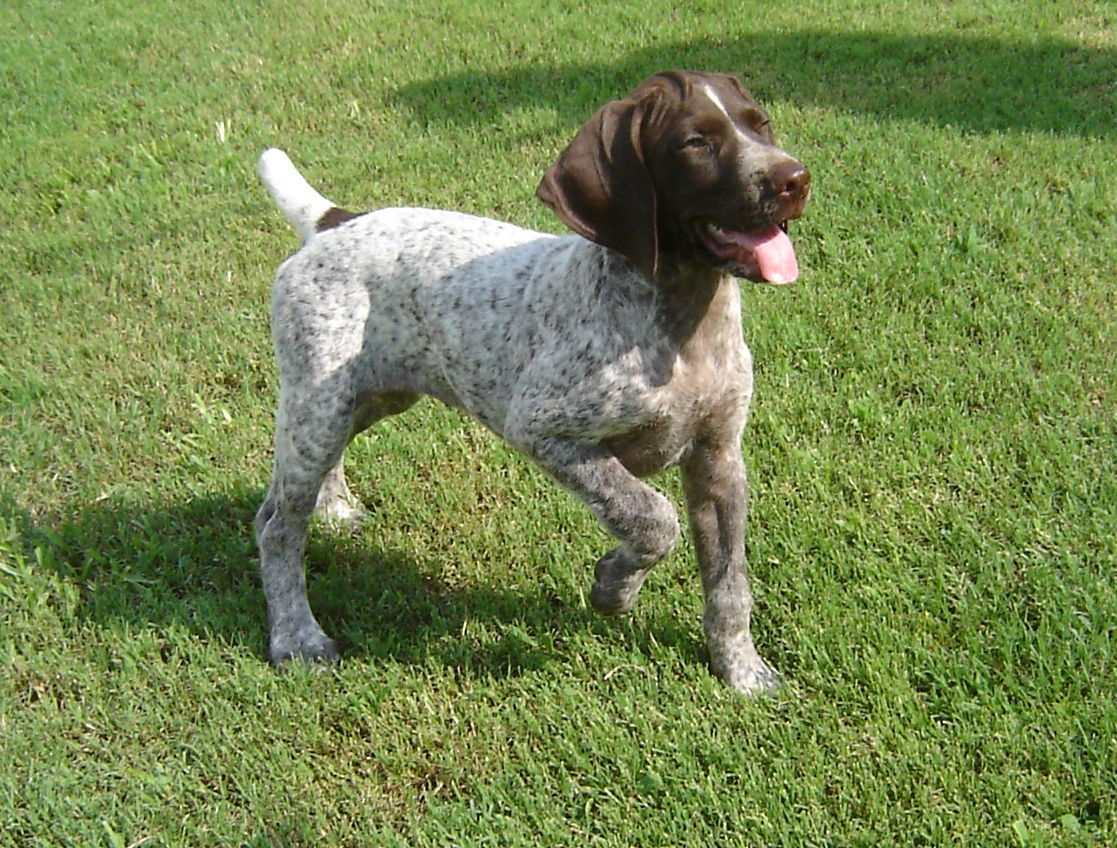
[537,70,811,283]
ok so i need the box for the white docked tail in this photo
[257,148,335,243]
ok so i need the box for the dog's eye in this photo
[681,135,712,151]
[738,109,771,134]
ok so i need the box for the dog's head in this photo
[537,70,810,282]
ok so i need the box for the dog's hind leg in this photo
[314,389,421,526]
[255,388,351,665]
[255,386,419,666]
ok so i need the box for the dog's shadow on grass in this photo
[392,29,1116,139]
[17,489,703,678]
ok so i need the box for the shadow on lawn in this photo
[16,490,703,677]
[393,29,1116,138]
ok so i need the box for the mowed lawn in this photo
[1,0,1115,845]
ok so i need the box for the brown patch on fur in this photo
[317,206,363,232]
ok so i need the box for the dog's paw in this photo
[589,546,652,615]
[314,468,369,528]
[269,630,340,668]
[713,656,782,696]
[313,499,368,529]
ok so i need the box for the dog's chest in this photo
[604,315,752,478]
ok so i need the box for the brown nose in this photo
[775,161,811,201]
[771,160,811,220]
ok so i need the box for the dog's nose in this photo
[775,161,811,201]
[772,160,811,219]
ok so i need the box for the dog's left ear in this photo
[537,91,661,278]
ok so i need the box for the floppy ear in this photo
[536,93,660,278]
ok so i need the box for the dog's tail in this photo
[257,148,337,243]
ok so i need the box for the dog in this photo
[255,70,810,693]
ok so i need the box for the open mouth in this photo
[699,222,799,284]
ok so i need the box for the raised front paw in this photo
[588,545,652,615]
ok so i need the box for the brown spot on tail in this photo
[316,207,363,232]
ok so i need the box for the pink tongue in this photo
[742,226,799,283]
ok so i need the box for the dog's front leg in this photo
[526,438,680,615]
[681,441,779,694]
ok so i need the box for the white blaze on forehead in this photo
[701,83,759,149]
[701,82,733,122]
[701,82,785,175]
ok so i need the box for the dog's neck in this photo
[652,256,735,346]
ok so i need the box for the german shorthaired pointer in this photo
[255,70,810,693]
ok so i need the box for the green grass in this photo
[2,0,1116,844]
